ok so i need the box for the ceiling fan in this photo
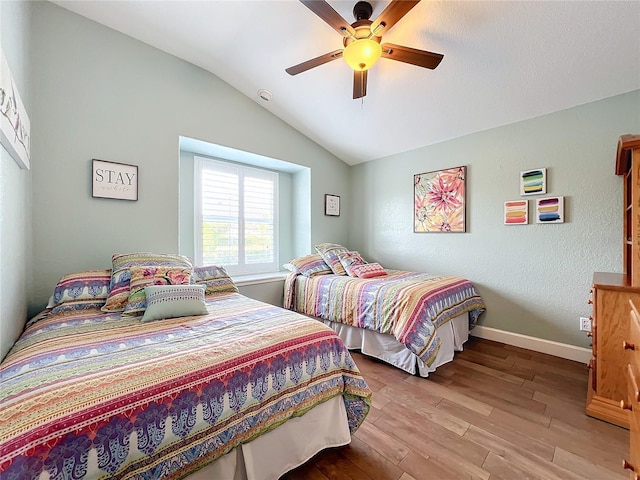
[286,0,444,99]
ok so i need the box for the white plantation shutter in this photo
[195,157,278,275]
[244,175,275,264]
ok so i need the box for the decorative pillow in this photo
[47,269,112,314]
[123,266,192,317]
[314,243,349,275]
[337,251,367,277]
[350,263,387,278]
[192,265,239,295]
[102,252,192,312]
[141,285,208,322]
[283,254,332,277]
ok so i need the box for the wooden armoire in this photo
[586,134,640,430]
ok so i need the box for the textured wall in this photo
[0,1,32,360]
[350,90,640,347]
[28,2,350,315]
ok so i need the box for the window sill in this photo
[232,271,289,287]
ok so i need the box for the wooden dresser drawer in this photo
[626,364,640,479]
[627,299,640,479]
[629,303,640,360]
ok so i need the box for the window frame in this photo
[194,156,279,276]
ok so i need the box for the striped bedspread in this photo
[284,270,486,366]
[0,293,371,480]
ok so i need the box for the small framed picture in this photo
[520,168,547,196]
[536,196,564,223]
[92,159,138,201]
[325,194,340,216]
[504,200,528,225]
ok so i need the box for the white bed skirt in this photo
[321,313,470,377]
[186,315,469,479]
[187,395,350,480]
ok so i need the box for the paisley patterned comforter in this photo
[0,293,371,480]
[284,270,486,366]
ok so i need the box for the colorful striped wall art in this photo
[520,168,546,196]
[504,200,528,225]
[536,196,564,223]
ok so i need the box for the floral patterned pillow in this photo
[122,266,192,317]
[102,252,192,312]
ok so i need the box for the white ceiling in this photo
[53,0,640,165]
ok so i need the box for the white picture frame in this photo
[520,168,547,196]
[504,200,528,225]
[0,48,31,170]
[92,159,138,201]
[536,196,564,224]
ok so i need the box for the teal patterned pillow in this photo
[141,285,208,322]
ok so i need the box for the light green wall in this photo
[5,1,638,359]
[27,2,350,317]
[350,90,640,347]
[1,0,33,360]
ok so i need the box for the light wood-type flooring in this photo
[281,337,628,480]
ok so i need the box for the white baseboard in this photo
[470,325,592,364]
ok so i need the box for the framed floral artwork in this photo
[414,166,466,233]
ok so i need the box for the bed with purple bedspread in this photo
[0,292,371,479]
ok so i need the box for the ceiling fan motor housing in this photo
[343,20,381,46]
[353,1,373,20]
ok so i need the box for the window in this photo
[195,157,278,275]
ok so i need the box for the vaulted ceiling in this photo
[53,0,640,165]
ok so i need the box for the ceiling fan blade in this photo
[381,43,443,69]
[353,70,368,99]
[300,1,355,37]
[286,49,343,76]
[371,0,420,36]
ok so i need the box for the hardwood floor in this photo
[281,337,629,480]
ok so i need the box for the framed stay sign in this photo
[92,159,138,201]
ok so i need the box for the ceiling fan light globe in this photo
[343,39,382,71]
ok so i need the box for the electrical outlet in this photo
[579,316,592,332]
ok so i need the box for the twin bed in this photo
[284,244,486,377]
[0,248,485,479]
